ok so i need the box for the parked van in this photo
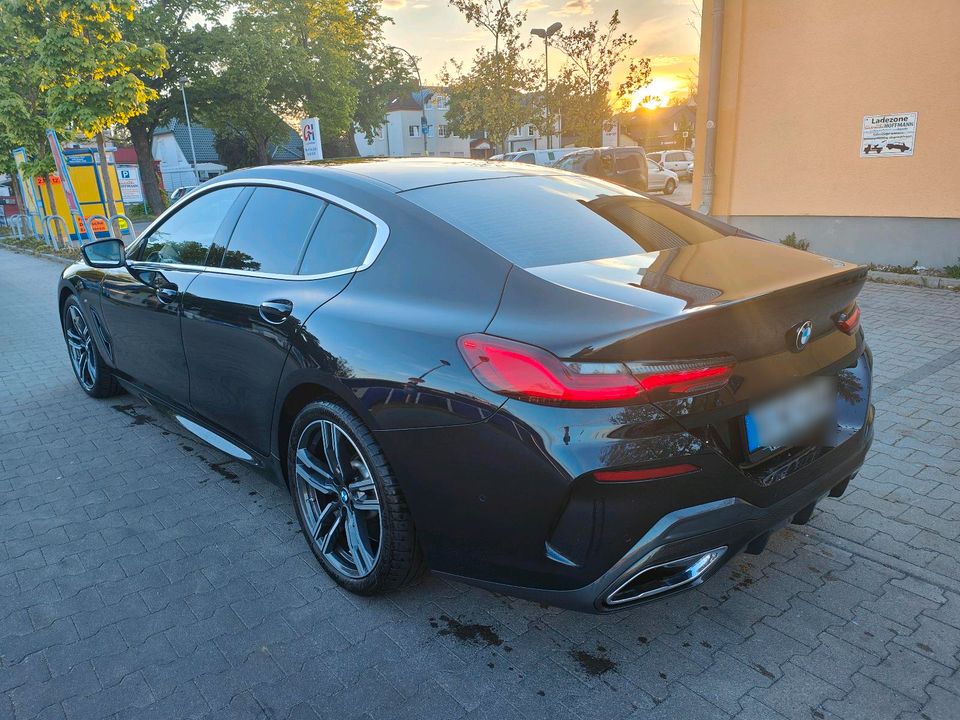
[506,147,588,166]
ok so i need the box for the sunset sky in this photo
[382,0,701,109]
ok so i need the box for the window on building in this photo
[438,124,448,138]
[409,125,420,138]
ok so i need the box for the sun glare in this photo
[631,76,685,110]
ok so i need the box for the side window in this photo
[299,204,377,276]
[667,152,683,163]
[221,187,324,274]
[615,153,639,171]
[137,187,243,265]
[515,153,535,164]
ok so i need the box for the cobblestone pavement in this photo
[1,247,959,720]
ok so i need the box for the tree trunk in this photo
[42,174,65,248]
[129,119,166,216]
[256,137,271,166]
[95,132,119,234]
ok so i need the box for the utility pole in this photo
[531,22,562,149]
[178,78,198,184]
[390,46,429,157]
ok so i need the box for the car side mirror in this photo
[658,162,666,170]
[81,238,126,269]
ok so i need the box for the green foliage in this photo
[546,11,651,146]
[194,0,363,164]
[341,0,417,145]
[31,0,167,136]
[441,0,538,151]
[780,232,810,252]
[943,259,960,279]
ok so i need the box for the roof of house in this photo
[157,118,304,165]
[157,118,221,164]
[113,146,138,165]
[270,127,305,163]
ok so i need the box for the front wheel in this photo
[288,400,424,595]
[663,179,677,195]
[61,295,122,398]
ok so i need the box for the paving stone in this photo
[4,249,960,719]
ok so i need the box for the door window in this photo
[298,204,377,276]
[220,187,325,274]
[137,187,244,265]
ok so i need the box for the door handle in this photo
[259,299,293,324]
[155,285,179,304]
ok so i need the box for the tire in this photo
[288,400,425,595]
[663,179,677,195]
[61,295,122,398]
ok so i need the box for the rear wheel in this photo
[61,295,122,398]
[288,400,424,594]
[663,179,677,195]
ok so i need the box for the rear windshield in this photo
[402,174,725,268]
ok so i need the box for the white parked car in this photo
[648,150,693,178]
[646,158,679,195]
[508,148,588,166]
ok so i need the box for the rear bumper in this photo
[436,416,873,612]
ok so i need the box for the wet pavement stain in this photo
[112,403,157,427]
[753,663,776,680]
[209,461,239,480]
[435,615,503,647]
[570,647,616,677]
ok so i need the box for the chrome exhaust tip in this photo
[605,546,727,606]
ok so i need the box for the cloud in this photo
[382,0,407,9]
[554,0,594,15]
[516,0,549,9]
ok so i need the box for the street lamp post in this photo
[531,22,562,150]
[390,46,429,157]
[178,78,199,184]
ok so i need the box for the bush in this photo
[780,232,810,251]
[0,231,81,261]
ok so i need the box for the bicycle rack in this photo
[83,214,111,245]
[42,214,71,250]
[108,213,135,240]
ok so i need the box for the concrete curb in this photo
[0,242,75,267]
[867,269,960,290]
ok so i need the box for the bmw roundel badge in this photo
[793,321,813,351]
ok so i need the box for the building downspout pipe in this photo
[698,0,724,215]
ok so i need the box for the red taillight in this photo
[458,334,643,404]
[627,359,735,396]
[835,304,861,335]
[594,463,700,482]
[458,333,735,406]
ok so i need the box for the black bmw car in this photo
[59,159,873,612]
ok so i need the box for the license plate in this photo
[744,377,836,453]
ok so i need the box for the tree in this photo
[196,0,363,164]
[347,0,418,154]
[0,3,71,243]
[548,11,650,146]
[121,0,225,214]
[441,0,538,153]
[35,0,167,222]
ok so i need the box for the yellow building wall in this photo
[693,0,960,220]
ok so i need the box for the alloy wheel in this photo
[294,419,383,579]
[65,305,97,390]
